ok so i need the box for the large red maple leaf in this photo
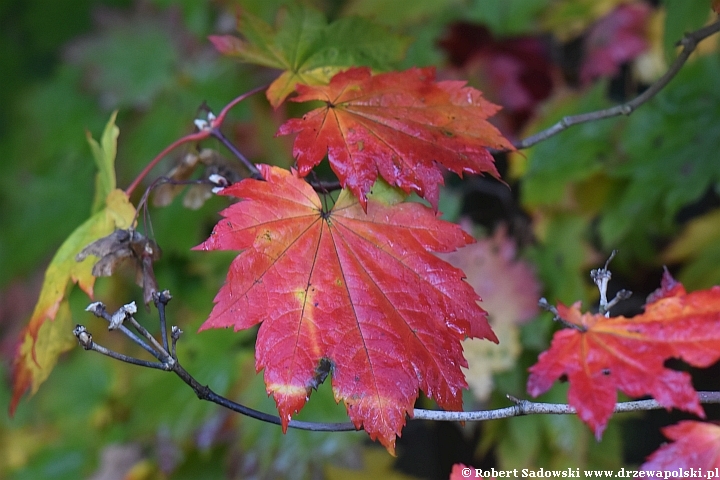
[195,165,497,452]
[640,421,720,473]
[527,274,720,438]
[276,67,513,210]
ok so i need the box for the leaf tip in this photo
[207,34,244,56]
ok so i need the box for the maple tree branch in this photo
[76,292,720,435]
[413,392,720,422]
[513,19,720,150]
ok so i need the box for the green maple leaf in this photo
[209,4,410,107]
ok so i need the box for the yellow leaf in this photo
[266,66,341,108]
[663,208,720,263]
[10,112,136,415]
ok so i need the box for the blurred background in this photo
[1,0,720,478]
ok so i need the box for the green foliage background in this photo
[1,0,719,478]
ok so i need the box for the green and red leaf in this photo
[195,165,496,452]
[277,67,513,210]
[209,4,409,107]
[527,273,720,438]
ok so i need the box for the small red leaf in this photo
[196,165,496,452]
[640,421,720,472]
[277,67,513,209]
[528,280,720,438]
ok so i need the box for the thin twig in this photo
[154,290,171,353]
[513,20,720,150]
[126,131,210,197]
[86,302,160,359]
[171,326,182,360]
[538,297,584,331]
[209,128,262,179]
[170,362,360,432]
[124,314,171,363]
[73,325,169,370]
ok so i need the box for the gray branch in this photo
[413,391,720,422]
[513,20,720,150]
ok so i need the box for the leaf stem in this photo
[209,128,262,179]
[125,84,268,197]
[125,131,210,197]
[513,19,720,150]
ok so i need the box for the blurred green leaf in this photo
[663,208,720,289]
[663,0,712,60]
[465,0,550,35]
[600,55,720,248]
[526,214,594,305]
[521,83,615,208]
[343,0,463,27]
[65,8,182,109]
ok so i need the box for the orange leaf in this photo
[527,273,720,438]
[277,67,513,210]
[195,165,497,452]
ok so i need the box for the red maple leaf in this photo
[276,67,513,210]
[639,421,720,473]
[195,164,497,452]
[527,275,720,438]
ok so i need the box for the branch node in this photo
[506,394,530,415]
[73,324,94,350]
[86,302,107,317]
[537,297,558,316]
[171,325,183,358]
[208,173,229,193]
[109,302,138,330]
[606,289,633,311]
